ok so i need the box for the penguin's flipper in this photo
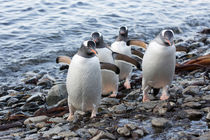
[176,46,189,53]
[56,56,71,64]
[131,48,144,60]
[112,52,141,70]
[127,40,147,49]
[100,62,120,74]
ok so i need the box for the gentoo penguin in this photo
[110,26,146,89]
[91,32,140,97]
[142,29,176,102]
[58,41,120,120]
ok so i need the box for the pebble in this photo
[76,128,91,139]
[48,117,67,123]
[182,86,200,95]
[58,130,78,138]
[108,103,127,114]
[7,97,19,106]
[151,118,171,128]
[181,102,202,109]
[35,122,50,129]
[46,84,68,106]
[26,92,43,103]
[123,89,140,101]
[42,126,63,137]
[101,97,120,105]
[206,112,210,121]
[117,126,131,136]
[90,131,116,140]
[184,109,203,120]
[202,95,210,101]
[132,129,144,138]
[88,128,99,136]
[124,123,138,130]
[24,115,49,125]
[20,102,39,111]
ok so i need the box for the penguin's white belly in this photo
[96,48,118,95]
[66,55,101,111]
[142,42,176,89]
[111,41,133,80]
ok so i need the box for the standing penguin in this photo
[66,40,101,121]
[91,32,140,97]
[111,26,146,89]
[142,29,176,102]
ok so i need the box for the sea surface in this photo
[0,0,210,86]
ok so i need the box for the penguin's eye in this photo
[164,31,173,39]
[92,32,100,38]
[87,40,96,48]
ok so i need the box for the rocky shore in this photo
[0,29,210,140]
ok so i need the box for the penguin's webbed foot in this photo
[142,95,150,102]
[91,105,97,118]
[67,114,74,121]
[108,92,117,98]
[124,80,131,89]
[160,94,169,100]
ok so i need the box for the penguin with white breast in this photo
[142,29,176,102]
[91,32,141,97]
[110,26,146,89]
[65,40,120,121]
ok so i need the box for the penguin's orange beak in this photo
[167,40,171,46]
[90,48,97,54]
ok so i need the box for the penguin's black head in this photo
[119,26,128,37]
[91,32,104,47]
[161,29,174,46]
[78,40,97,58]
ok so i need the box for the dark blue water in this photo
[0,0,210,85]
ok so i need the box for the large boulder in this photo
[46,84,68,106]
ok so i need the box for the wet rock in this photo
[124,123,138,130]
[108,103,127,114]
[42,126,63,137]
[184,109,203,120]
[37,74,55,88]
[196,131,210,140]
[0,95,11,102]
[54,98,68,107]
[101,97,120,105]
[76,128,91,139]
[202,95,210,101]
[58,130,78,138]
[24,77,39,85]
[25,134,40,140]
[151,117,171,128]
[24,115,49,125]
[206,112,210,121]
[7,97,19,106]
[182,86,200,95]
[48,117,67,123]
[203,107,210,113]
[35,122,50,129]
[137,101,158,110]
[88,128,99,136]
[153,102,175,115]
[132,129,144,138]
[181,102,201,109]
[117,126,130,136]
[123,89,140,101]
[90,131,116,140]
[26,92,43,103]
[46,84,68,106]
[200,28,210,34]
[21,102,39,111]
